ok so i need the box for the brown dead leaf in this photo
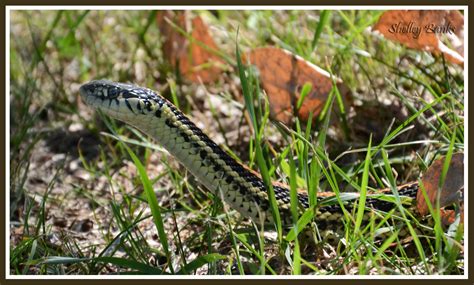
[417,153,464,224]
[440,207,464,226]
[157,11,224,83]
[373,10,464,65]
[245,47,349,124]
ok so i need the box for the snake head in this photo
[80,80,165,122]
[80,80,122,100]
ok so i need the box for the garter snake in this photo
[79,80,421,236]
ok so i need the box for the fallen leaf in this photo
[417,153,464,224]
[245,47,349,124]
[157,11,224,83]
[373,10,464,65]
[440,207,464,226]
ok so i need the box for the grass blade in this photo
[311,10,331,51]
[123,144,174,274]
[354,136,371,234]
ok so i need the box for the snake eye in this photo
[107,87,119,98]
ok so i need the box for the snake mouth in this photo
[79,84,96,107]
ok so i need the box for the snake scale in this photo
[80,80,421,239]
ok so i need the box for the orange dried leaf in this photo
[373,10,464,65]
[417,153,464,224]
[157,11,224,83]
[246,47,347,124]
[440,208,464,226]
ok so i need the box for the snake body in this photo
[80,80,419,232]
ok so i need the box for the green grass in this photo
[9,10,464,275]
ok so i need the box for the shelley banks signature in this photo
[388,21,457,39]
